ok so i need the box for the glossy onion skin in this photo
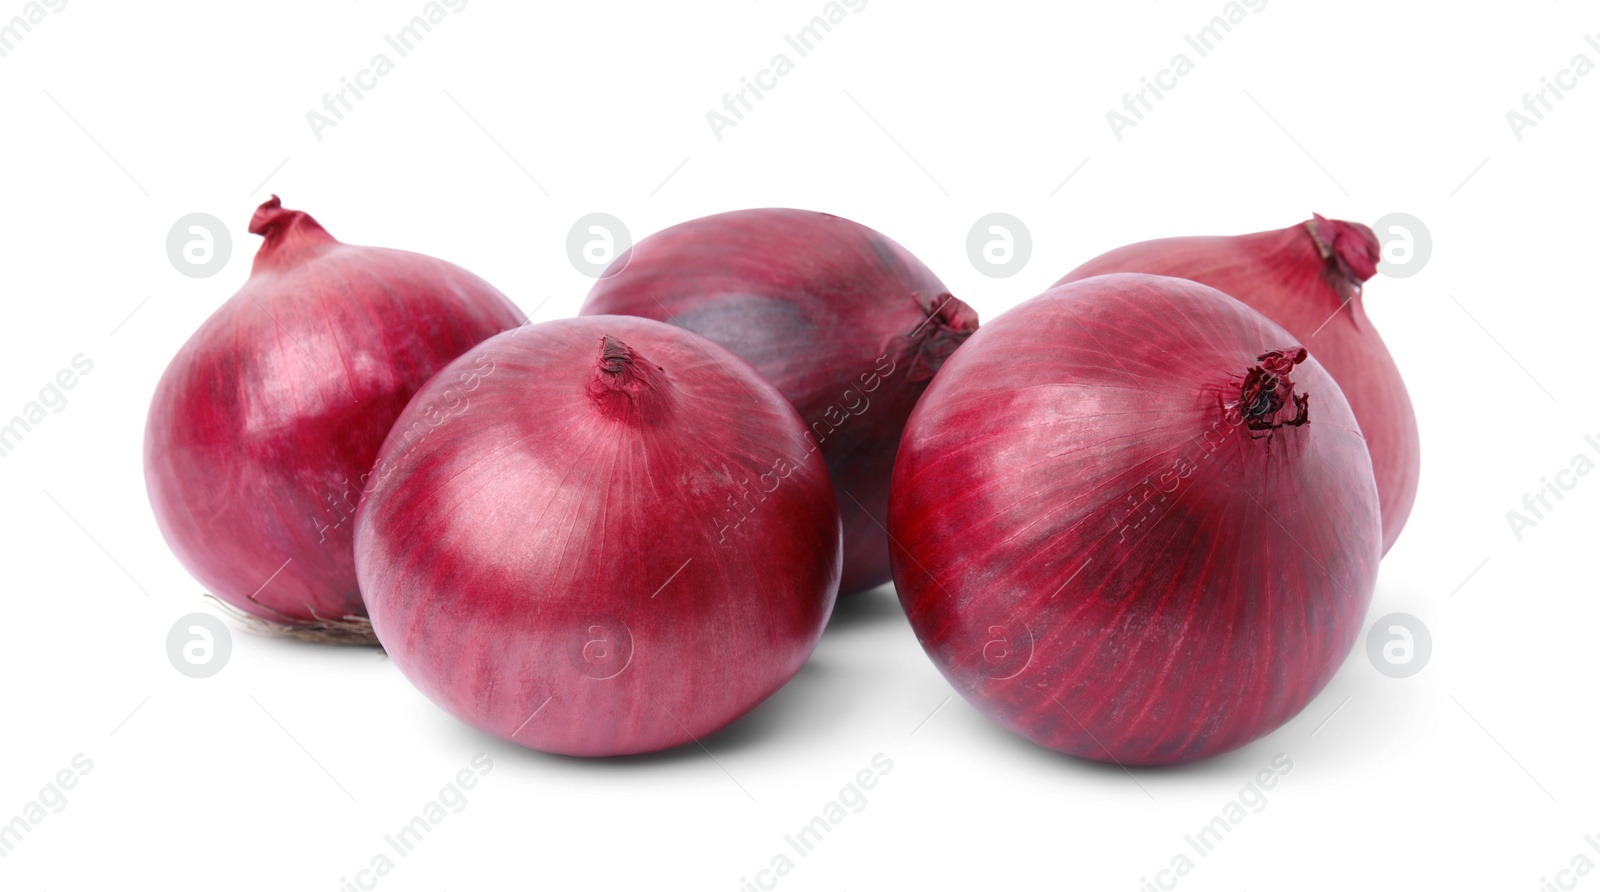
[888,275,1380,765]
[1058,216,1418,554]
[145,197,523,630]
[580,209,977,596]
[355,315,842,757]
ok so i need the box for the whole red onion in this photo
[889,274,1380,765]
[145,196,523,642]
[1057,215,1418,554]
[355,315,841,756]
[580,208,977,596]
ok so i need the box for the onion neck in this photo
[906,292,979,382]
[248,195,339,273]
[1225,346,1311,448]
[587,336,674,423]
[1304,214,1380,304]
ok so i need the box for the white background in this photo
[2,1,1596,890]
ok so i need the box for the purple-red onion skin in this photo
[355,316,842,757]
[580,208,977,596]
[888,274,1380,765]
[144,197,523,629]
[1057,216,1418,554]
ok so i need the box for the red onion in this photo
[580,208,977,596]
[888,274,1380,765]
[145,196,523,642]
[1057,215,1418,554]
[354,315,841,756]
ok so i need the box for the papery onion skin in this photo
[580,208,977,596]
[888,274,1380,766]
[144,197,523,638]
[1057,215,1418,554]
[355,315,842,757]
